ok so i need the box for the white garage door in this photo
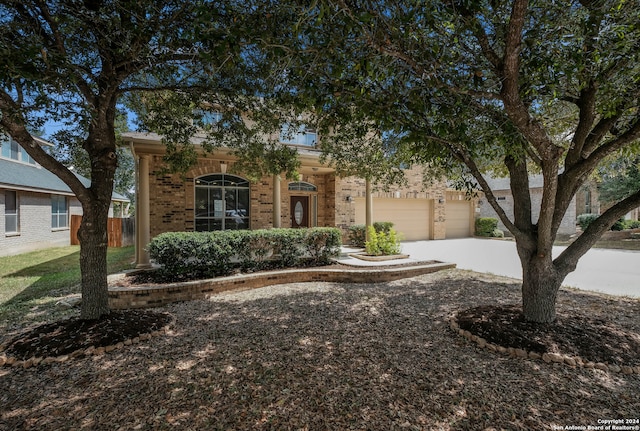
[446,201,472,238]
[355,198,432,241]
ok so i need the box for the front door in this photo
[290,196,309,228]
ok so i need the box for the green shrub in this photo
[148,227,342,281]
[577,213,598,230]
[348,224,367,247]
[492,229,505,238]
[348,222,396,247]
[624,220,640,229]
[304,227,342,265]
[272,228,306,267]
[231,230,279,272]
[475,217,498,237]
[610,218,626,231]
[147,231,235,280]
[365,225,402,256]
[373,221,394,234]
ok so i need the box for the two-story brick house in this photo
[123,128,477,267]
[0,136,130,257]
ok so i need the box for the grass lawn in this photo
[0,246,135,333]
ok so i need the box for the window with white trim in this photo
[1,137,36,164]
[51,195,68,229]
[199,111,223,125]
[5,190,19,233]
[288,181,317,192]
[280,124,317,147]
[194,174,250,231]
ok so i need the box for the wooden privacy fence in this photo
[70,215,135,247]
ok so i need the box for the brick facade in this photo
[146,155,342,238]
[144,151,454,241]
[575,181,600,217]
[333,166,449,239]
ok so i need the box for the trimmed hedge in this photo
[475,217,499,237]
[577,214,640,231]
[610,217,626,231]
[626,220,640,229]
[348,224,367,247]
[148,228,341,281]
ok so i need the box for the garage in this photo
[445,200,473,238]
[354,198,433,241]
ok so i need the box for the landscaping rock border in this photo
[0,318,175,369]
[448,315,640,375]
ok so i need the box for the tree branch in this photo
[504,155,533,235]
[437,137,523,237]
[498,0,559,158]
[555,188,640,274]
[0,92,89,202]
[566,80,598,167]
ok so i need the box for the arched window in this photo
[288,181,317,192]
[194,174,250,231]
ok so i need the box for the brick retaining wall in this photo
[109,262,456,309]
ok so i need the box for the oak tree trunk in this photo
[77,200,111,320]
[76,104,118,320]
[521,256,562,323]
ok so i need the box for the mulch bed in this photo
[456,304,640,365]
[1,310,172,361]
[1,271,639,430]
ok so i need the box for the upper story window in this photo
[288,181,317,192]
[0,137,36,165]
[200,111,223,125]
[280,124,317,147]
[51,195,69,229]
[5,190,19,234]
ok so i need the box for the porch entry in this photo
[290,196,309,228]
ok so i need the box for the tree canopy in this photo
[2,0,639,324]
[276,0,640,322]
[0,0,293,319]
[597,155,640,205]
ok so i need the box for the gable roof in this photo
[0,158,129,202]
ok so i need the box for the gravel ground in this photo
[1,269,639,430]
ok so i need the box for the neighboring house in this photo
[576,180,639,221]
[122,127,478,267]
[477,174,577,236]
[0,136,130,257]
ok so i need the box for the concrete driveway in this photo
[400,238,640,298]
